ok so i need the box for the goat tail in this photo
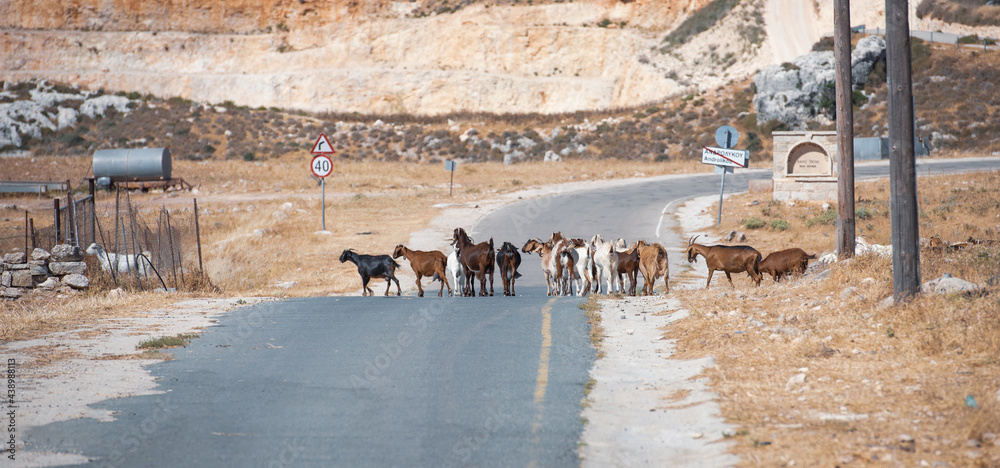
[391,258,401,269]
[513,271,522,279]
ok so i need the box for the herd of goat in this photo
[338,228,818,297]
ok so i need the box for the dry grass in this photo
[0,290,222,342]
[669,170,1000,466]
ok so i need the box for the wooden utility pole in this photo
[886,0,921,301]
[834,0,856,259]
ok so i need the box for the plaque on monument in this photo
[787,143,831,176]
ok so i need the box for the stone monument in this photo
[772,131,839,202]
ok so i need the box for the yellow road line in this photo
[531,297,556,434]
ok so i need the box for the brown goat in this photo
[685,235,762,288]
[635,240,669,295]
[758,248,816,282]
[452,228,495,296]
[392,245,451,297]
[496,241,522,296]
[614,240,641,296]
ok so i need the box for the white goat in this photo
[85,243,153,276]
[559,239,593,296]
[446,248,466,297]
[590,234,619,294]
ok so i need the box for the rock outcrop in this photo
[752,36,886,129]
[0,1,706,115]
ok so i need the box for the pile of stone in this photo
[1,244,90,299]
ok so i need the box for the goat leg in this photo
[705,270,715,289]
[725,271,735,288]
[415,274,424,297]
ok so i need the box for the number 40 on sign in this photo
[311,155,333,178]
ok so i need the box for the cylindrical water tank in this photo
[93,148,171,182]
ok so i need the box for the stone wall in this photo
[1,245,90,299]
[772,131,839,202]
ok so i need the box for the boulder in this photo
[30,248,51,262]
[1,287,22,299]
[0,271,10,288]
[48,262,87,276]
[543,150,562,162]
[752,52,835,129]
[851,35,886,88]
[5,262,27,270]
[11,270,34,288]
[50,244,85,262]
[753,36,885,129]
[922,274,983,296]
[3,252,26,264]
[62,274,90,290]
[37,277,60,290]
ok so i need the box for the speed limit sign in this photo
[311,155,333,178]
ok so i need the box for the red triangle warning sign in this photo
[311,133,335,154]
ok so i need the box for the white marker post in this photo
[311,133,335,231]
[703,125,749,226]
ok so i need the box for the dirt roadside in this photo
[580,194,737,467]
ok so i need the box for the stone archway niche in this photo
[771,131,839,202]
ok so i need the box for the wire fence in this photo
[1,188,212,293]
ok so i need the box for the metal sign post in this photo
[311,133,335,231]
[703,126,746,227]
[445,160,456,197]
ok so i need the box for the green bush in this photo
[806,209,837,227]
[243,151,255,161]
[744,217,766,229]
[856,206,873,220]
[770,219,790,231]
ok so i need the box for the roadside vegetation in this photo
[917,0,1000,27]
[670,170,1000,466]
[137,333,200,349]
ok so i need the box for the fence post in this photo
[194,198,203,273]
[166,209,177,288]
[66,180,73,246]
[89,178,96,246]
[54,198,61,245]
[29,218,36,250]
[24,210,28,256]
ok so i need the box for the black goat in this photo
[496,241,523,296]
[340,249,402,296]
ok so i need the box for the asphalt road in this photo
[26,292,593,467]
[24,156,1000,467]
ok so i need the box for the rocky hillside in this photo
[4,33,997,168]
[1,0,721,116]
